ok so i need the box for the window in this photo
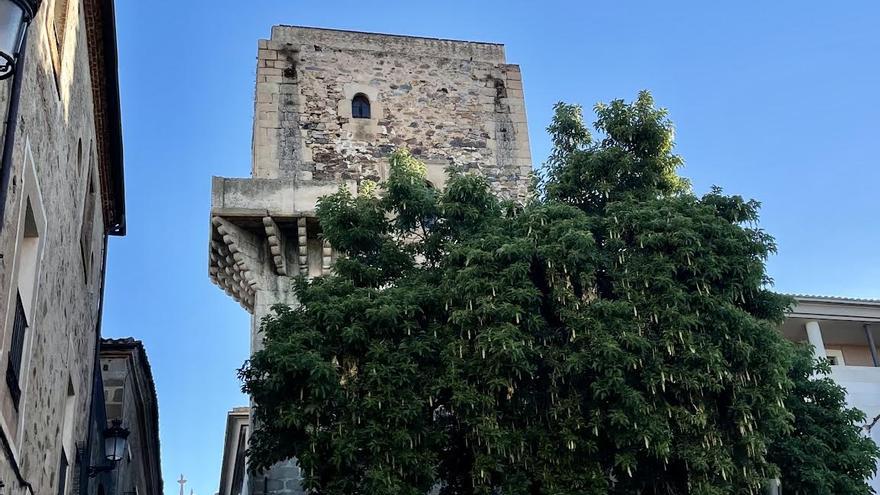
[76,139,83,175]
[6,200,39,409]
[3,143,45,425]
[230,424,248,495]
[61,377,76,452]
[826,349,845,366]
[49,0,70,88]
[352,93,371,119]
[422,180,438,231]
[53,0,70,50]
[5,293,26,407]
[80,162,97,280]
[56,449,68,495]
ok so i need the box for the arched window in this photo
[352,93,371,119]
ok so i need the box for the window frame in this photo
[351,93,371,119]
[80,146,98,281]
[56,448,69,495]
[826,348,846,366]
[46,0,72,94]
[0,139,47,460]
[5,292,27,408]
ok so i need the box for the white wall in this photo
[831,365,880,491]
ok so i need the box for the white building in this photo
[783,295,880,491]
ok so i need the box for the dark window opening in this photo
[230,424,248,495]
[423,180,438,231]
[6,292,27,408]
[81,162,97,280]
[8,199,40,410]
[352,94,371,119]
[57,450,68,495]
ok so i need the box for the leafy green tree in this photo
[240,92,877,495]
[768,345,880,494]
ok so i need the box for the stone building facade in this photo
[251,25,532,197]
[209,26,533,494]
[0,0,126,494]
[217,407,249,495]
[99,338,163,495]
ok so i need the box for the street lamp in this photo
[103,419,131,462]
[89,419,131,477]
[0,0,40,80]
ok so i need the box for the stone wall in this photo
[252,26,532,200]
[212,26,536,495]
[0,1,112,494]
[100,339,163,495]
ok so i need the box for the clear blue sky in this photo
[101,1,880,493]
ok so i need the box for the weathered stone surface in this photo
[212,26,534,495]
[100,339,162,495]
[0,2,120,494]
[251,26,532,200]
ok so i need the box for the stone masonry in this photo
[210,26,534,494]
[100,338,162,495]
[0,1,125,494]
[252,25,531,197]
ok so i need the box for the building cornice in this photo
[83,0,125,235]
[789,295,880,323]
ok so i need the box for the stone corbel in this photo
[322,239,332,276]
[209,216,263,312]
[297,217,308,276]
[262,216,288,276]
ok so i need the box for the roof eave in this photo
[84,0,125,236]
[102,0,125,236]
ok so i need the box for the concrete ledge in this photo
[269,25,506,64]
[791,297,880,322]
[211,177,356,216]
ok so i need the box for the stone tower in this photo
[209,26,532,494]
